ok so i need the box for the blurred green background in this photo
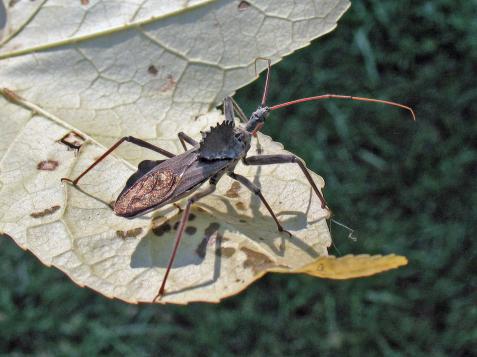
[1,0,476,355]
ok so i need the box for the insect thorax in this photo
[198,121,251,160]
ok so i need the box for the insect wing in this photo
[170,157,232,199]
[114,168,177,217]
[114,151,197,217]
[122,159,165,191]
[113,148,232,217]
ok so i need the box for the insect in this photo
[61,59,414,301]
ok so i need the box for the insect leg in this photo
[177,132,198,151]
[61,136,175,186]
[230,97,248,123]
[254,57,272,107]
[243,154,329,210]
[228,172,290,235]
[223,96,235,126]
[155,182,217,300]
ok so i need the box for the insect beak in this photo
[251,122,264,136]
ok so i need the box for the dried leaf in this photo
[0,1,406,305]
[290,254,408,279]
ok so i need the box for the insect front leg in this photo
[243,154,329,210]
[228,172,291,236]
[254,57,272,107]
[230,97,248,123]
[61,136,176,186]
[177,132,198,151]
[154,181,217,301]
[253,57,272,154]
[223,96,235,126]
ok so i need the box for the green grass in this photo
[1,0,476,355]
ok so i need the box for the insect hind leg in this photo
[61,136,175,186]
[154,182,217,301]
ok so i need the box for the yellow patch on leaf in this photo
[292,254,408,279]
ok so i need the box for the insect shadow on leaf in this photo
[130,211,226,295]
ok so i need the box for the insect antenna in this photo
[270,94,416,121]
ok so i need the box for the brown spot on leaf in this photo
[173,203,183,212]
[216,247,235,258]
[241,247,275,274]
[160,74,176,92]
[238,1,250,11]
[235,201,246,210]
[185,226,197,235]
[189,213,196,221]
[37,160,59,171]
[152,215,164,222]
[225,181,241,198]
[173,221,180,230]
[80,0,89,5]
[148,65,158,76]
[30,205,60,218]
[59,131,86,151]
[152,223,171,236]
[8,0,21,8]
[239,219,247,223]
[116,227,143,239]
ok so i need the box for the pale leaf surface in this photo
[0,94,331,304]
[0,0,351,169]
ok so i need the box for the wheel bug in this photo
[61,59,415,301]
